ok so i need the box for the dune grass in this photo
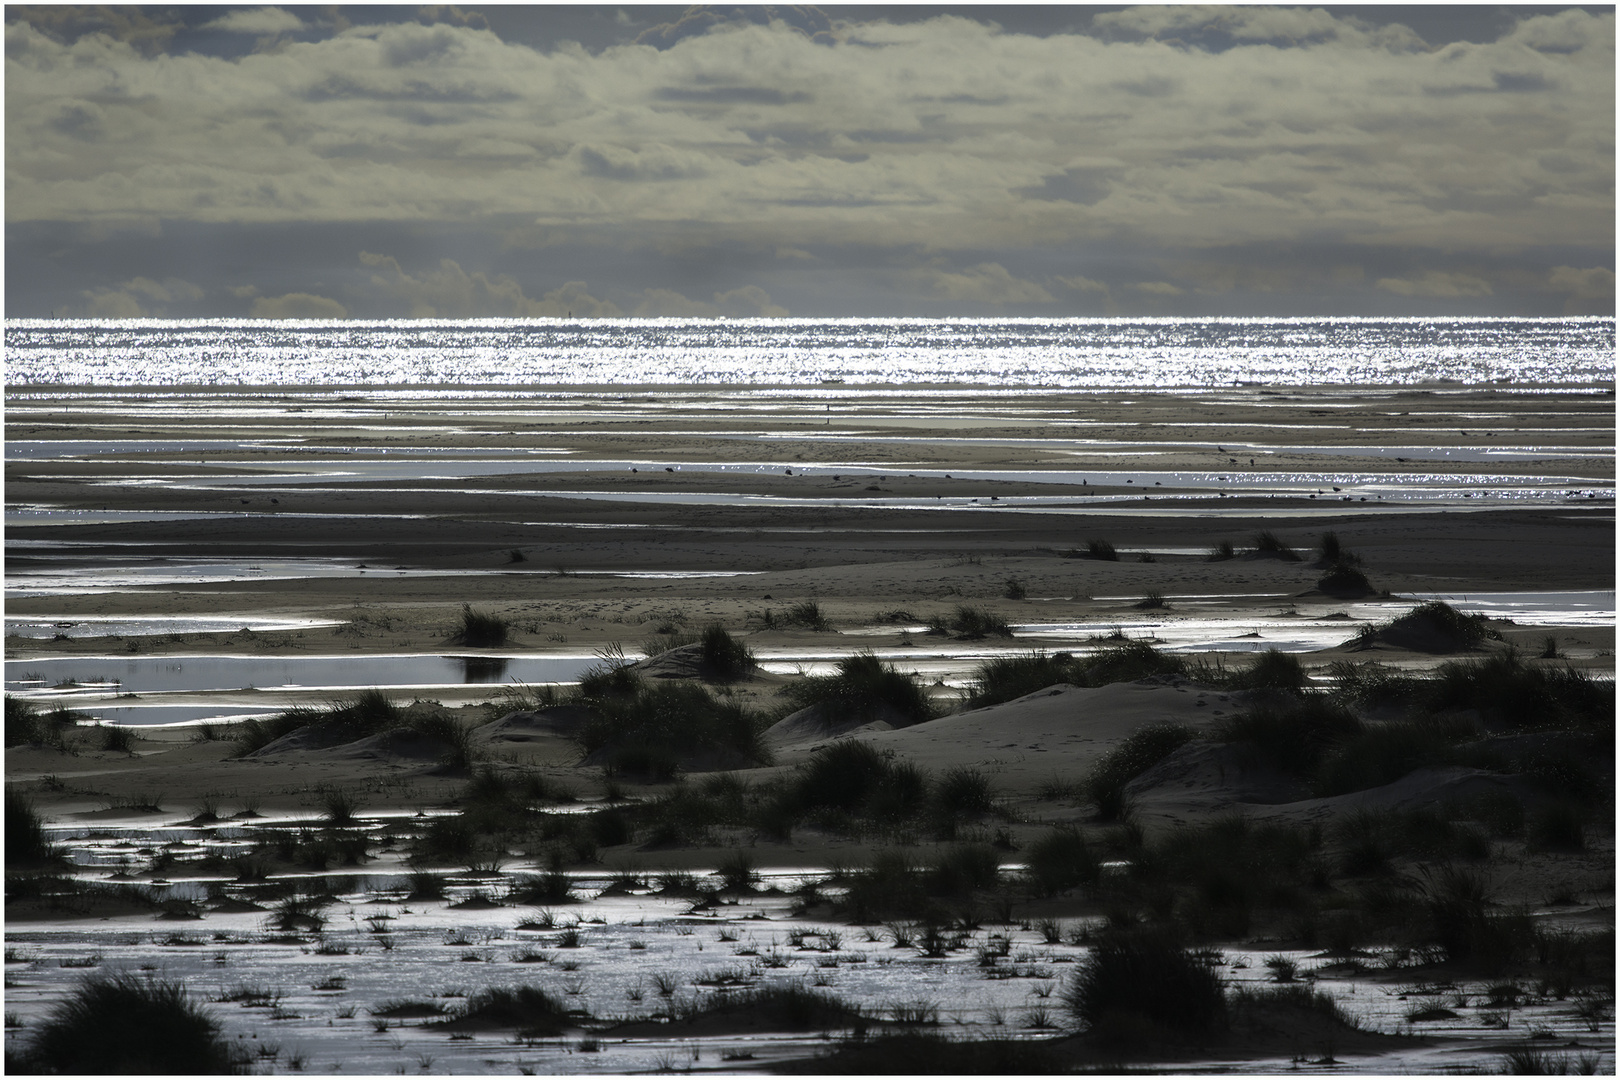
[1024,825,1099,895]
[6,786,57,866]
[1428,650,1613,731]
[1358,599,1494,652]
[1251,530,1301,561]
[781,651,936,726]
[456,604,509,647]
[15,972,244,1074]
[1085,723,1195,821]
[1064,929,1226,1037]
[962,651,1076,709]
[444,985,572,1034]
[579,680,771,778]
[929,605,1012,640]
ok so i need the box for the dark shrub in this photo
[1251,531,1301,561]
[5,695,39,747]
[102,722,139,753]
[963,651,1077,709]
[508,870,576,905]
[1003,578,1028,600]
[6,786,56,866]
[1326,660,1421,708]
[782,600,832,631]
[1084,538,1119,561]
[1074,640,1183,687]
[19,972,243,1074]
[1428,651,1613,731]
[1317,564,1373,596]
[840,850,929,921]
[1215,697,1362,777]
[1317,531,1343,564]
[1527,802,1586,852]
[1207,540,1235,561]
[457,604,509,647]
[1086,723,1194,821]
[1227,649,1308,692]
[698,623,756,681]
[935,765,994,816]
[1064,930,1226,1036]
[928,843,1001,896]
[1363,600,1492,652]
[930,604,1012,640]
[795,740,896,814]
[1024,826,1098,895]
[1147,816,1316,939]
[1314,714,1477,796]
[581,681,770,769]
[781,651,935,726]
[447,986,570,1034]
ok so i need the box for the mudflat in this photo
[5,382,1614,1073]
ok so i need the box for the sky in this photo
[4,4,1614,319]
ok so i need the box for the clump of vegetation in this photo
[1024,826,1099,895]
[1214,697,1362,777]
[456,604,509,647]
[791,741,929,828]
[1133,589,1168,610]
[780,651,936,727]
[1064,930,1227,1038]
[697,623,756,681]
[1317,564,1374,597]
[1085,723,1195,821]
[1207,539,1235,561]
[1137,816,1318,939]
[672,984,867,1030]
[1003,578,1027,600]
[579,680,771,779]
[1083,538,1119,561]
[928,605,1012,640]
[1074,640,1184,686]
[962,651,1077,709]
[1428,651,1612,731]
[6,786,58,866]
[1224,648,1309,692]
[1355,600,1493,653]
[1250,531,1301,561]
[13,972,245,1074]
[775,600,832,631]
[442,986,572,1035]
[234,690,474,769]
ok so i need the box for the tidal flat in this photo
[6,380,1614,1074]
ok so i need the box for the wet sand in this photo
[5,382,1615,1072]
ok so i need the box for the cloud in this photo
[358,252,621,317]
[1548,265,1614,314]
[76,275,204,316]
[1374,271,1494,299]
[200,8,305,35]
[249,292,348,318]
[915,262,1054,305]
[1130,281,1184,296]
[631,284,788,317]
[2,6,1612,315]
[1055,275,1110,295]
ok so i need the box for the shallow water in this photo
[4,814,1611,1074]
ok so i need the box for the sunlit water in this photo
[6,317,1613,388]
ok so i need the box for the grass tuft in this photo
[1086,723,1194,821]
[15,972,244,1074]
[781,651,935,727]
[457,604,509,647]
[1064,930,1226,1037]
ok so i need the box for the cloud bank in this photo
[5,5,1613,316]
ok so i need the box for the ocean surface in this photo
[5,317,1614,388]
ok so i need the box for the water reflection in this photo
[455,655,510,683]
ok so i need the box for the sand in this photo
[5,382,1614,1070]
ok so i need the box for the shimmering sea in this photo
[5,316,1614,388]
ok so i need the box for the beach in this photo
[6,377,1615,1073]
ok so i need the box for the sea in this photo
[4,316,1614,388]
